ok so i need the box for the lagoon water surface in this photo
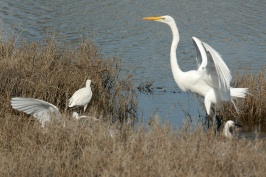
[0,0,265,127]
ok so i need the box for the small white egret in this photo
[223,120,242,139]
[142,15,248,118]
[11,97,63,128]
[72,111,88,120]
[68,79,93,112]
[71,111,99,121]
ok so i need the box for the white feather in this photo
[69,79,93,112]
[11,97,61,127]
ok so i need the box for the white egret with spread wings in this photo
[11,79,93,128]
[142,15,248,119]
[11,97,63,127]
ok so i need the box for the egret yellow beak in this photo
[142,16,164,21]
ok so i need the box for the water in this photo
[1,0,265,127]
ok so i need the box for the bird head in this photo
[226,120,242,128]
[86,79,92,87]
[142,15,175,25]
[224,120,242,139]
[72,111,80,120]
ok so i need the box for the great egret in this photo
[68,79,93,112]
[223,120,242,139]
[11,97,63,128]
[142,15,248,118]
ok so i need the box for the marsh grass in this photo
[0,114,266,176]
[136,80,154,94]
[220,68,266,131]
[1,39,266,176]
[0,39,137,123]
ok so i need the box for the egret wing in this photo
[192,37,217,87]
[192,37,207,70]
[69,88,92,106]
[202,42,232,100]
[192,37,232,101]
[11,97,61,127]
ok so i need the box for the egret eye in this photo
[142,15,248,126]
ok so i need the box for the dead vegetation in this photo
[0,114,266,177]
[0,39,137,123]
[220,68,266,131]
[0,39,266,176]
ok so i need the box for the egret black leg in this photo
[79,107,82,115]
[216,115,223,131]
[212,114,217,129]
[205,114,210,129]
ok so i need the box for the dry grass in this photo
[0,39,137,123]
[0,39,266,176]
[220,68,266,131]
[0,114,266,177]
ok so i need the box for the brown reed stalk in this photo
[220,68,266,131]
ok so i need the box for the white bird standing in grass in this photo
[68,79,93,113]
[223,120,242,139]
[142,15,248,120]
[11,97,63,128]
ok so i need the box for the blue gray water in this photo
[1,0,265,127]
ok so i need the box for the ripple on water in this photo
[0,0,265,127]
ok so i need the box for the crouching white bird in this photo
[68,79,93,112]
[142,15,248,118]
[72,112,88,120]
[223,120,242,139]
[11,97,63,128]
[72,111,99,121]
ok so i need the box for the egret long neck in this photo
[169,21,183,84]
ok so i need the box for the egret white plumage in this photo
[72,112,88,120]
[223,120,242,139]
[11,97,63,128]
[71,111,99,121]
[68,79,93,112]
[142,15,248,119]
